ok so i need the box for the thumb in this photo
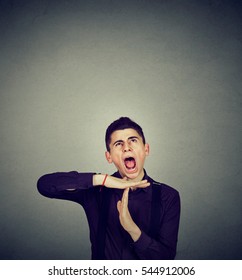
[117,200,121,213]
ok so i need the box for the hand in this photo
[93,174,150,190]
[117,188,141,241]
[106,175,150,190]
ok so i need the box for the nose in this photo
[123,142,131,152]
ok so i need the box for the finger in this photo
[139,179,150,185]
[117,200,121,213]
[122,188,129,208]
[137,182,150,188]
[128,180,150,188]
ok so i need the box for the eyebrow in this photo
[113,136,139,146]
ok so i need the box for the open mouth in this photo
[124,157,136,170]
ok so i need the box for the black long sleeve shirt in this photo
[37,171,180,260]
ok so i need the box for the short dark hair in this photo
[105,117,146,151]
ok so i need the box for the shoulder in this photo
[150,177,180,203]
[151,180,181,215]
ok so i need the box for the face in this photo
[105,128,149,181]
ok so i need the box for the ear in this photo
[145,143,150,156]
[105,151,113,164]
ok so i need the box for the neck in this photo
[123,169,145,182]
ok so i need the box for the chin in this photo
[125,170,141,180]
[125,174,137,180]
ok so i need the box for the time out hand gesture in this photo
[117,188,141,242]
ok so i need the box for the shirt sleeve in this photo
[133,189,181,260]
[37,171,95,201]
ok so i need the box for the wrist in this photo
[128,225,141,242]
[93,174,106,186]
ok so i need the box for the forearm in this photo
[37,171,95,198]
[127,224,141,242]
[38,173,149,198]
[133,231,176,260]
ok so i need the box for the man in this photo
[37,117,180,259]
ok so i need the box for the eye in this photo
[115,142,122,147]
[131,138,137,143]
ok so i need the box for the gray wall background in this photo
[0,0,241,260]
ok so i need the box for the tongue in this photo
[125,158,136,169]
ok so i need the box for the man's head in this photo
[105,117,149,181]
[105,117,146,152]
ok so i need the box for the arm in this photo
[135,191,180,259]
[37,172,150,199]
[37,171,95,200]
[117,188,181,259]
